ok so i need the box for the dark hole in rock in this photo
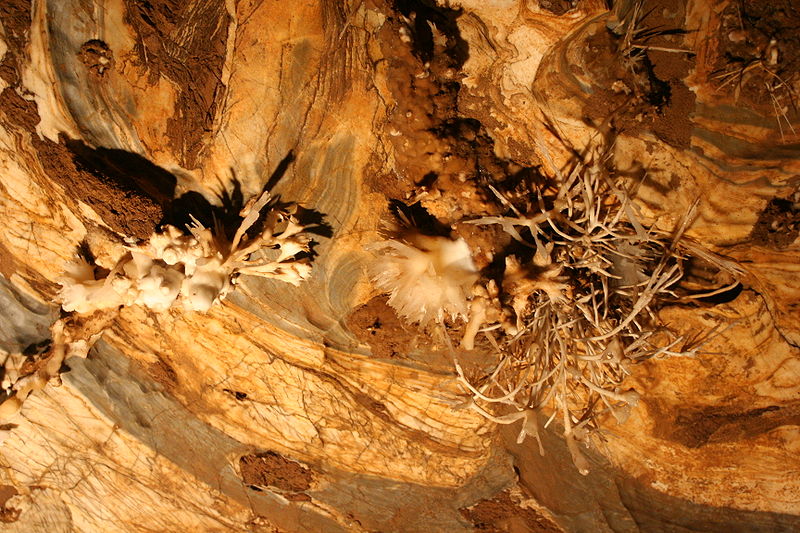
[223,388,248,401]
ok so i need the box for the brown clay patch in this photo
[239,451,314,495]
[460,490,562,533]
[749,196,799,249]
[649,80,695,149]
[346,295,416,358]
[0,87,39,131]
[123,0,229,169]
[582,0,696,149]
[78,39,114,77]
[0,86,168,239]
[0,485,17,507]
[0,484,19,523]
[37,134,166,239]
[712,0,800,127]
[372,1,541,224]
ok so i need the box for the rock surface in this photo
[0,0,798,531]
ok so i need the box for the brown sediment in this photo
[0,86,167,240]
[749,196,800,249]
[371,0,542,225]
[0,484,19,523]
[582,0,696,149]
[78,39,114,78]
[345,295,416,358]
[37,135,166,239]
[460,489,563,533]
[649,81,695,149]
[122,0,230,169]
[711,0,800,122]
[239,451,314,494]
[0,87,38,131]
[0,0,32,86]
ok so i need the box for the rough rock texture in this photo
[0,0,798,532]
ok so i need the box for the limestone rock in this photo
[0,0,798,531]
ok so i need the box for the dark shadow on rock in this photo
[66,139,177,207]
[264,150,296,193]
[164,151,332,249]
[617,475,800,533]
[393,0,469,68]
[388,199,452,237]
[502,416,800,532]
[164,189,239,238]
[293,205,334,239]
[63,144,331,256]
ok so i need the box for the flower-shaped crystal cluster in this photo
[368,232,478,325]
[59,192,314,314]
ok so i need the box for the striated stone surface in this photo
[0,0,798,532]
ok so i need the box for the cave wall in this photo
[0,0,798,531]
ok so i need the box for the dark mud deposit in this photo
[460,490,562,533]
[713,0,800,122]
[239,451,314,501]
[582,0,696,148]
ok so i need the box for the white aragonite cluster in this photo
[366,145,704,474]
[58,191,315,314]
[0,313,117,421]
[368,232,478,325]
